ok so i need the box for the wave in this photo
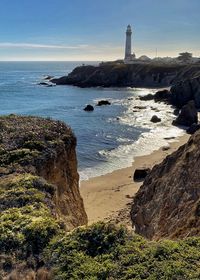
[79,90,184,181]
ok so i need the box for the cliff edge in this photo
[131,131,200,240]
[0,115,87,278]
[51,63,200,88]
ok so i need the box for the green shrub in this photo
[44,223,200,280]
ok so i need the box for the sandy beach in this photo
[80,133,190,227]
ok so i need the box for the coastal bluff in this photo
[51,62,200,88]
[131,130,200,240]
[0,115,87,278]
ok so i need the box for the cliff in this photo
[0,115,87,278]
[51,63,200,88]
[131,130,200,240]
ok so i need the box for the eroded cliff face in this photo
[51,63,200,88]
[0,115,87,229]
[0,115,87,279]
[131,131,200,240]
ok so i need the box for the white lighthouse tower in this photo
[124,25,135,63]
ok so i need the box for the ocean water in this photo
[0,61,184,180]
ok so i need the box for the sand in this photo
[80,133,190,228]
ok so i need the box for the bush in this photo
[44,223,200,280]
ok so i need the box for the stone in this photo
[83,104,94,111]
[96,100,111,106]
[186,123,200,134]
[150,115,161,123]
[173,100,197,126]
[133,168,151,181]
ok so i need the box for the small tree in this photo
[177,52,193,63]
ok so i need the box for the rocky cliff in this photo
[0,115,87,278]
[51,63,200,88]
[131,131,200,240]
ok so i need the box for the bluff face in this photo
[0,115,87,278]
[51,63,200,88]
[131,131,200,240]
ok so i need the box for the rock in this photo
[186,123,200,134]
[84,104,94,111]
[131,130,200,240]
[96,100,111,106]
[162,145,170,151]
[150,115,161,123]
[39,82,49,86]
[134,106,147,110]
[173,108,180,116]
[133,168,151,181]
[170,76,200,108]
[139,94,154,101]
[173,100,197,126]
[38,82,55,87]
[44,75,54,80]
[51,63,200,88]
[154,89,171,103]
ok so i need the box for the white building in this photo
[124,25,136,63]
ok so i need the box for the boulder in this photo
[186,123,200,134]
[96,100,111,106]
[170,76,200,108]
[133,168,151,181]
[150,115,161,123]
[84,104,94,111]
[173,100,197,126]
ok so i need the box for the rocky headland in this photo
[51,62,200,88]
[0,115,87,279]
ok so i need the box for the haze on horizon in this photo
[0,0,199,61]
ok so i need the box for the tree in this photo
[177,52,193,63]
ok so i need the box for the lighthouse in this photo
[124,25,135,63]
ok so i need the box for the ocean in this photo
[0,61,184,180]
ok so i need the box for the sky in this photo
[0,0,199,61]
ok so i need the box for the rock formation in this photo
[0,115,87,278]
[131,130,200,240]
[51,63,200,88]
[172,100,198,126]
[171,75,200,108]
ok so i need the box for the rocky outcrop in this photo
[172,100,198,126]
[0,115,87,278]
[84,104,94,111]
[150,115,161,123]
[51,63,200,88]
[131,130,200,240]
[171,75,200,108]
[0,115,87,229]
[96,100,111,106]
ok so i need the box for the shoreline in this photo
[80,133,190,228]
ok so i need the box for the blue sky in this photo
[0,0,199,61]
